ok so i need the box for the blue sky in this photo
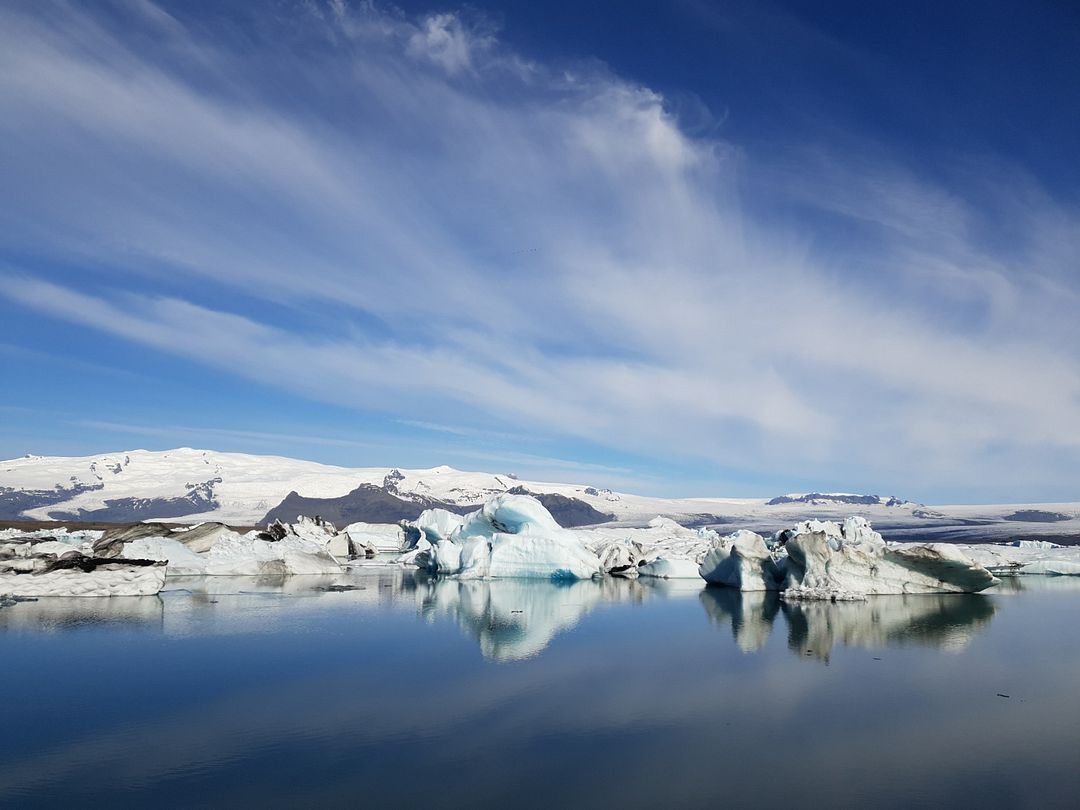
[1,0,1078,503]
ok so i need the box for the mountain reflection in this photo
[700,587,996,660]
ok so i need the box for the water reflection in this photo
[0,595,165,632]
[0,567,1037,661]
[700,587,996,660]
[2,572,1079,809]
[699,588,781,653]
[413,573,703,660]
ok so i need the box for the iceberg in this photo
[406,494,603,580]
[583,517,719,579]
[0,562,166,598]
[636,557,703,579]
[0,535,165,597]
[955,540,1080,576]
[342,521,406,554]
[698,529,783,590]
[119,519,345,577]
[781,518,998,599]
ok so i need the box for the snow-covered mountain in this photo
[1,448,1078,542]
[0,448,631,526]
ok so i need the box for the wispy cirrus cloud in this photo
[1,0,1078,500]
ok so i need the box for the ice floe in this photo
[953,539,1080,577]
[0,534,165,597]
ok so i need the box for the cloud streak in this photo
[1,0,1078,500]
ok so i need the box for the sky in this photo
[1,0,1078,503]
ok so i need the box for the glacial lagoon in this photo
[2,570,1079,808]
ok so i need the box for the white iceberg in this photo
[342,521,406,553]
[0,563,166,597]
[124,537,209,575]
[407,494,602,580]
[781,518,998,599]
[583,517,719,579]
[955,539,1080,577]
[0,536,165,597]
[121,521,344,577]
[698,529,783,590]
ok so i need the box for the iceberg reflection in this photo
[414,573,702,661]
[0,567,1000,663]
[700,586,996,660]
[0,595,164,632]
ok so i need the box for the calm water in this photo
[2,569,1079,809]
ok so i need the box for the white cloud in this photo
[406,12,489,74]
[1,1,1078,499]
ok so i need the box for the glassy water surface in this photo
[2,569,1079,808]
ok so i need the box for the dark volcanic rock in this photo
[48,479,220,522]
[0,482,105,520]
[262,484,468,526]
[263,484,616,529]
[1004,510,1073,523]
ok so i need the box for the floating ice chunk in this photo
[698,530,783,590]
[170,522,238,553]
[204,534,341,576]
[597,539,645,577]
[414,509,467,543]
[956,541,1080,575]
[583,517,718,578]
[1019,559,1080,576]
[124,537,209,575]
[637,557,703,579]
[0,538,166,596]
[410,494,602,581]
[1015,539,1062,550]
[0,564,166,597]
[343,521,406,553]
[783,529,997,599]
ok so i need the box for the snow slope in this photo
[2,448,1079,543]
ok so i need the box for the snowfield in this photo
[3,449,1080,546]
